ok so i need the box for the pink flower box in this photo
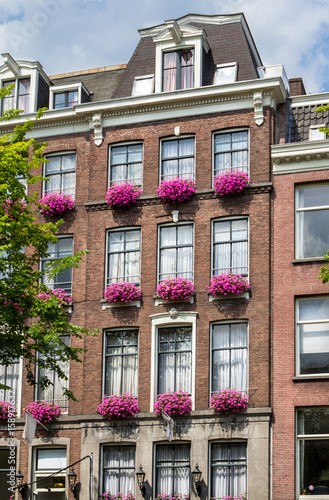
[39,192,75,216]
[156,277,194,302]
[154,390,192,417]
[97,393,140,419]
[207,273,250,296]
[210,389,249,413]
[104,282,142,304]
[0,400,15,420]
[214,170,249,196]
[157,178,197,203]
[106,182,142,207]
[24,401,62,423]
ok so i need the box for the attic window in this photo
[214,63,237,85]
[132,75,154,96]
[1,78,30,114]
[309,126,327,141]
[162,49,194,92]
[54,90,78,109]
[49,82,89,110]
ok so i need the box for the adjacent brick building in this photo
[1,12,326,500]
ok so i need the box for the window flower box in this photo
[97,393,140,419]
[214,170,249,196]
[104,282,142,304]
[0,401,15,420]
[24,401,62,423]
[37,288,72,307]
[102,494,135,500]
[157,178,197,203]
[106,182,142,207]
[154,390,192,417]
[155,278,194,303]
[210,389,249,413]
[156,495,190,500]
[39,192,75,216]
[207,273,250,297]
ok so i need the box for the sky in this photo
[0,0,329,94]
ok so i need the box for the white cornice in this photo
[0,77,287,140]
[272,140,329,174]
[290,92,329,107]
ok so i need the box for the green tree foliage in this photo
[0,85,96,400]
[315,104,329,284]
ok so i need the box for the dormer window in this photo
[163,49,194,92]
[1,78,30,114]
[54,90,78,109]
[214,63,237,85]
[49,82,89,110]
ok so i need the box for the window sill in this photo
[292,375,329,381]
[292,257,325,264]
[100,298,141,310]
[153,295,195,307]
[208,291,250,302]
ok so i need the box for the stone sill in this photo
[208,291,250,302]
[100,298,141,310]
[153,294,195,306]
[292,257,325,264]
[292,375,329,382]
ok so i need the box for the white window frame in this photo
[40,235,74,295]
[211,216,249,278]
[214,62,238,85]
[101,444,136,496]
[36,335,70,410]
[209,441,247,499]
[154,442,191,497]
[295,184,329,260]
[108,142,143,187]
[210,321,249,397]
[309,126,326,141]
[0,358,23,417]
[1,77,31,114]
[105,227,141,287]
[212,129,249,182]
[150,311,197,411]
[296,407,329,498]
[159,136,195,183]
[33,447,67,496]
[295,296,329,377]
[102,328,139,397]
[43,151,76,197]
[157,222,194,284]
[49,82,88,110]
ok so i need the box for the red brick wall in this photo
[273,169,329,500]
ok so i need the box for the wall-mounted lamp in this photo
[136,465,146,497]
[15,470,27,499]
[192,464,202,496]
[68,467,78,499]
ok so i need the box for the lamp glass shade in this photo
[136,465,145,486]
[68,467,77,487]
[192,465,202,483]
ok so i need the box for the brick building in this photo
[272,91,329,498]
[0,12,307,500]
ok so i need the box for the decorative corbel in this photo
[91,113,103,146]
[253,92,264,126]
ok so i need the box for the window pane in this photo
[214,131,248,176]
[103,446,135,495]
[156,445,190,497]
[298,209,329,258]
[211,443,247,498]
[299,186,329,208]
[161,138,195,180]
[37,449,66,470]
[158,327,192,394]
[159,225,193,281]
[213,219,248,276]
[108,230,141,284]
[105,331,138,395]
[45,154,76,196]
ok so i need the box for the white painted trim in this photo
[208,291,250,301]
[49,82,89,110]
[101,299,141,309]
[149,311,198,411]
[272,140,329,175]
[291,92,329,107]
[154,295,194,306]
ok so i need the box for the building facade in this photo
[272,93,329,499]
[0,12,310,500]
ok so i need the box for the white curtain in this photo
[211,443,246,498]
[18,79,30,114]
[156,445,189,496]
[180,51,194,90]
[0,361,19,406]
[108,231,140,284]
[103,446,135,495]
[160,225,193,281]
[163,53,177,92]
[213,220,248,275]
[37,337,69,407]
[212,324,247,392]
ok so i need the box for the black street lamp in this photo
[136,465,146,497]
[192,464,202,496]
[68,467,78,499]
[15,470,27,499]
